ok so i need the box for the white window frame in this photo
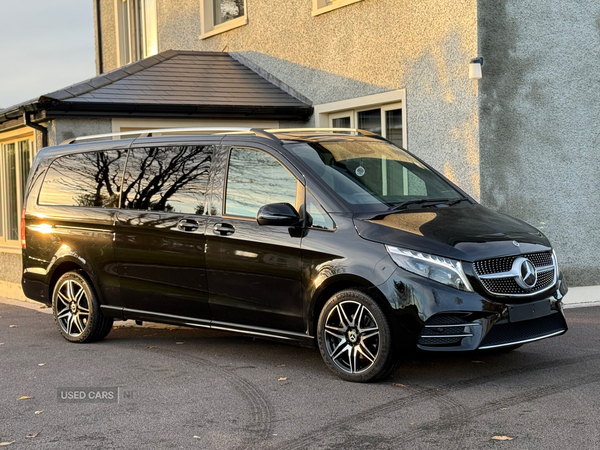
[0,128,35,249]
[115,0,158,66]
[200,0,248,40]
[314,89,408,148]
[312,0,363,17]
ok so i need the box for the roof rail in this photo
[265,127,379,137]
[59,127,280,146]
[60,127,381,146]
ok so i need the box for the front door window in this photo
[225,147,300,217]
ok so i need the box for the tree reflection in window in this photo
[226,147,298,218]
[122,146,213,215]
[39,150,127,207]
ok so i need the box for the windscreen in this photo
[286,139,463,212]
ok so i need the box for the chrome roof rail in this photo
[60,127,276,145]
[60,127,380,146]
[266,127,379,137]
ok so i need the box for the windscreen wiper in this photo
[388,197,467,211]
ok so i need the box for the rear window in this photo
[39,150,127,207]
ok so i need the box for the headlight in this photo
[386,245,474,292]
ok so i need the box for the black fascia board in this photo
[38,101,313,121]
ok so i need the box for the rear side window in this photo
[121,146,213,214]
[39,150,126,207]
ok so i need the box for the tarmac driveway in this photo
[1,300,599,449]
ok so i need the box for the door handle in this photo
[177,219,200,232]
[213,223,235,236]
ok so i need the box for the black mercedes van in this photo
[21,128,568,382]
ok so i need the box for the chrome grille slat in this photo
[473,251,557,297]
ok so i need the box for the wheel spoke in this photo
[358,341,376,362]
[330,341,349,361]
[348,346,358,373]
[74,315,84,333]
[65,313,74,334]
[57,308,70,320]
[338,304,353,328]
[325,328,345,340]
[356,305,366,329]
[57,292,70,307]
[78,305,90,314]
[67,280,76,301]
[358,325,378,334]
[361,330,379,340]
[75,286,86,304]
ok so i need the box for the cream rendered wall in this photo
[97,0,118,73]
[99,0,481,199]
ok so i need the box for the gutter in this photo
[23,112,48,148]
[94,0,104,74]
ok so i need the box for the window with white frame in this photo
[116,0,158,66]
[0,135,35,245]
[200,0,247,39]
[315,90,407,148]
[330,103,403,147]
[312,0,363,16]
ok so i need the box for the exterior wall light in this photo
[469,57,484,80]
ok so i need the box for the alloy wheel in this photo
[324,300,380,374]
[55,279,90,337]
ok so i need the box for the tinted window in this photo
[39,150,126,207]
[286,140,462,212]
[307,191,334,230]
[121,146,213,215]
[225,147,298,218]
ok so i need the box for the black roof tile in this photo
[0,50,312,123]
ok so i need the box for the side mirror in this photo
[256,203,301,227]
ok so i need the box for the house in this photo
[0,0,598,300]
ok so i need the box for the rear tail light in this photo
[21,209,26,249]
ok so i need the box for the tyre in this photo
[317,289,399,382]
[52,271,113,343]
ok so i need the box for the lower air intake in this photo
[479,312,567,349]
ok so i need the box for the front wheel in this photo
[52,271,113,343]
[317,289,398,382]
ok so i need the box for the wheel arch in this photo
[47,258,101,305]
[308,275,391,340]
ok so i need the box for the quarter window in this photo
[39,150,127,208]
[307,191,334,230]
[121,146,213,214]
[200,0,247,39]
[225,148,299,218]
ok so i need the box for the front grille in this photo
[480,270,556,295]
[473,252,553,276]
[473,251,556,296]
[479,312,566,348]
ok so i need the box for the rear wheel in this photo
[52,271,113,343]
[317,289,398,382]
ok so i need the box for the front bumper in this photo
[376,267,568,352]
